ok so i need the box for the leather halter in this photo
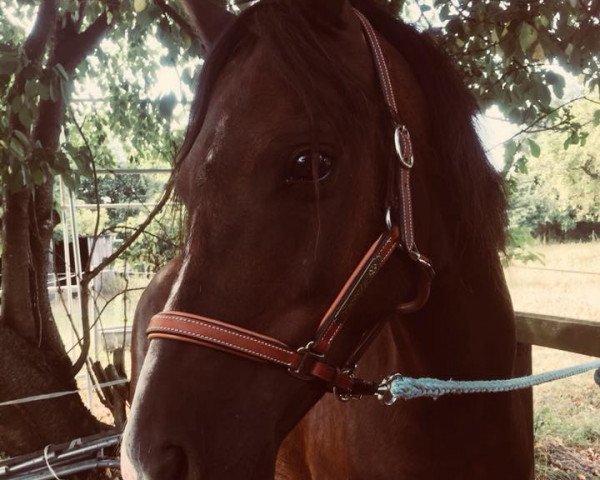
[147,10,435,399]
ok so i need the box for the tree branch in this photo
[71,176,175,374]
[55,12,112,73]
[23,0,59,62]
[155,0,200,42]
[580,156,599,181]
[488,96,587,152]
[85,176,175,282]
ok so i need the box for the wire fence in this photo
[508,265,600,277]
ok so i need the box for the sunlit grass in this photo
[505,241,600,321]
[506,241,600,479]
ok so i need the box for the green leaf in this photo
[552,81,564,99]
[545,71,566,99]
[18,107,33,128]
[24,80,39,98]
[515,156,528,174]
[54,64,69,81]
[439,3,450,20]
[534,83,551,107]
[49,81,58,102]
[0,54,19,75]
[38,83,50,100]
[31,167,46,185]
[59,77,69,99]
[528,139,541,158]
[531,43,545,62]
[158,92,177,119]
[13,130,30,147]
[505,139,519,158]
[565,43,574,56]
[8,137,26,160]
[518,23,537,52]
[544,71,560,85]
[134,0,147,13]
[61,172,77,190]
[11,95,23,113]
[593,110,600,126]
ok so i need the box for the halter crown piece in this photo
[147,10,434,400]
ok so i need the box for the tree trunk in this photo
[0,1,115,457]
[1,190,36,340]
[0,326,104,455]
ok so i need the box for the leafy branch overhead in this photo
[0,0,197,194]
[370,0,599,166]
[0,0,119,191]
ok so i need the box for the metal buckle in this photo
[385,207,393,230]
[288,341,325,381]
[394,125,414,169]
[376,373,402,405]
[408,249,435,278]
[333,365,362,402]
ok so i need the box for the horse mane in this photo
[178,0,507,260]
[351,0,507,260]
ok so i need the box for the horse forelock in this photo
[178,0,379,161]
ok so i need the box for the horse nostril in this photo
[135,444,189,480]
[158,445,189,479]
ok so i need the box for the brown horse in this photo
[122,1,534,479]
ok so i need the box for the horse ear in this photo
[182,0,235,50]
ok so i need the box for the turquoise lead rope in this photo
[377,360,600,404]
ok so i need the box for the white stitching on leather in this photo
[156,314,292,355]
[355,10,398,115]
[148,325,292,367]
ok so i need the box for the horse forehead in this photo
[195,42,315,176]
[195,23,373,173]
[208,42,303,133]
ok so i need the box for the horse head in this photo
[122,1,511,479]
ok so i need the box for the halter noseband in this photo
[147,10,434,400]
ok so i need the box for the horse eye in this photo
[287,152,333,183]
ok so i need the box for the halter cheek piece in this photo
[147,10,435,400]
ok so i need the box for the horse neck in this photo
[292,256,531,480]
[383,253,518,380]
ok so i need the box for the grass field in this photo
[505,242,600,321]
[505,241,600,479]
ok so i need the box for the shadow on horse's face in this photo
[123,2,421,479]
